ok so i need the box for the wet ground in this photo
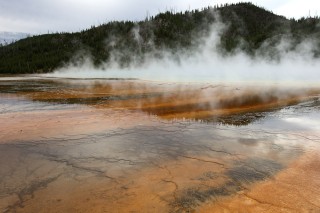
[0,77,320,213]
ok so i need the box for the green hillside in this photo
[0,2,319,74]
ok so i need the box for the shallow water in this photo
[0,78,320,212]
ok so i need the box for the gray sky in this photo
[0,0,319,34]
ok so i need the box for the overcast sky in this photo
[0,0,319,34]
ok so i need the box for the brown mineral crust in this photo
[1,79,320,213]
[9,155,231,213]
[197,151,320,213]
[0,107,156,143]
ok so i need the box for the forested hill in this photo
[0,2,319,74]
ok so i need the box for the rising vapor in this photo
[45,9,320,86]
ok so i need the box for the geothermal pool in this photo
[0,77,320,212]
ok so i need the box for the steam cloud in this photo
[45,13,320,85]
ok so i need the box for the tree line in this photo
[0,2,319,74]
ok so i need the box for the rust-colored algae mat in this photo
[1,77,320,212]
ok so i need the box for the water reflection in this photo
[1,78,319,125]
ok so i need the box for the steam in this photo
[44,13,320,85]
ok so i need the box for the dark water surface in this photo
[0,77,320,212]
